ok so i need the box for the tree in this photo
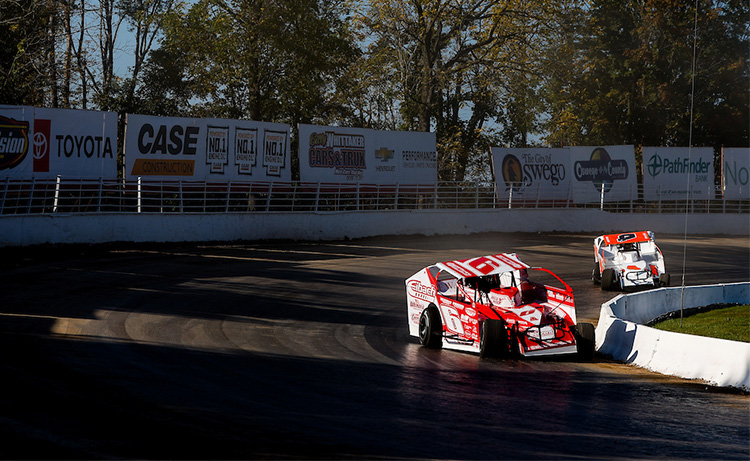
[361,0,564,180]
[0,0,58,105]
[142,0,358,124]
[542,0,749,149]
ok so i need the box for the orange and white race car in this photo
[405,253,595,359]
[592,231,670,291]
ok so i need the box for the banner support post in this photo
[508,186,513,209]
[53,175,60,213]
[137,177,142,213]
[315,182,320,212]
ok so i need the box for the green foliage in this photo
[137,0,359,125]
[0,0,55,105]
[542,0,749,149]
[651,305,750,343]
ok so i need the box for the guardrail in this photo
[1,177,747,215]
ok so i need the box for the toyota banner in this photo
[0,105,117,179]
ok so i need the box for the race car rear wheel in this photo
[574,322,595,361]
[601,269,616,291]
[480,319,509,359]
[419,305,442,349]
[660,273,671,287]
[592,263,601,285]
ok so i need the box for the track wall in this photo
[1,209,748,247]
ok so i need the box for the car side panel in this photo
[405,269,437,338]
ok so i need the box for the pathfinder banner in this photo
[0,105,117,179]
[298,124,437,184]
[124,114,291,181]
[642,146,715,200]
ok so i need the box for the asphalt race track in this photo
[1,232,748,459]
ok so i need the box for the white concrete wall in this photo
[596,283,750,390]
[1,208,748,247]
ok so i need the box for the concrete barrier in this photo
[1,208,748,247]
[596,283,750,390]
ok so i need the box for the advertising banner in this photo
[642,146,715,200]
[0,105,117,179]
[569,145,637,203]
[722,147,750,200]
[124,114,291,181]
[298,124,437,184]
[490,147,570,201]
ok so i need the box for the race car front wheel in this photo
[592,263,601,285]
[480,319,509,359]
[419,305,443,349]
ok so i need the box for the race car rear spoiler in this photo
[436,253,530,279]
[602,231,651,246]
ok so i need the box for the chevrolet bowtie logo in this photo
[375,147,394,162]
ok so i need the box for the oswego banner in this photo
[490,147,570,201]
[298,124,437,184]
[124,114,291,181]
[722,147,749,200]
[642,146,715,200]
[0,105,117,179]
[491,145,637,204]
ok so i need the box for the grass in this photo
[651,305,750,343]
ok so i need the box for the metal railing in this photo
[0,177,747,215]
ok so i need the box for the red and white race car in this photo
[405,253,595,359]
[592,231,670,291]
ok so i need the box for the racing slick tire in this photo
[480,319,509,359]
[660,273,671,287]
[419,305,443,349]
[574,322,596,361]
[601,269,616,291]
[592,263,601,285]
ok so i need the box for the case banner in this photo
[124,114,291,181]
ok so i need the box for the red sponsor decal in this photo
[467,256,500,275]
[33,119,50,172]
[407,280,435,302]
